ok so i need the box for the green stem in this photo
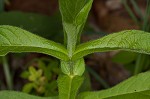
[122,0,140,27]
[87,66,110,89]
[58,75,83,99]
[134,54,147,75]
[142,0,150,31]
[2,56,13,90]
[69,61,74,76]
[130,0,143,20]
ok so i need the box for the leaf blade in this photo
[0,11,63,42]
[0,91,58,99]
[78,71,150,99]
[73,30,150,60]
[0,25,69,60]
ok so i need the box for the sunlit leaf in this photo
[73,30,150,60]
[0,25,69,60]
[78,71,150,99]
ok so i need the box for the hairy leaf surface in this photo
[59,0,93,56]
[73,30,150,60]
[0,25,69,60]
[78,71,150,99]
[0,91,58,99]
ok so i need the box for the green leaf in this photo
[59,0,93,56]
[0,25,69,60]
[59,0,93,27]
[22,83,34,93]
[28,67,42,81]
[60,58,85,76]
[0,11,63,42]
[73,30,150,60]
[112,51,137,64]
[78,71,150,99]
[58,75,83,99]
[20,71,30,79]
[0,91,58,99]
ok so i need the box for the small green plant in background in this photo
[21,58,60,97]
[1,0,150,99]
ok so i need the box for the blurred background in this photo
[0,0,150,97]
